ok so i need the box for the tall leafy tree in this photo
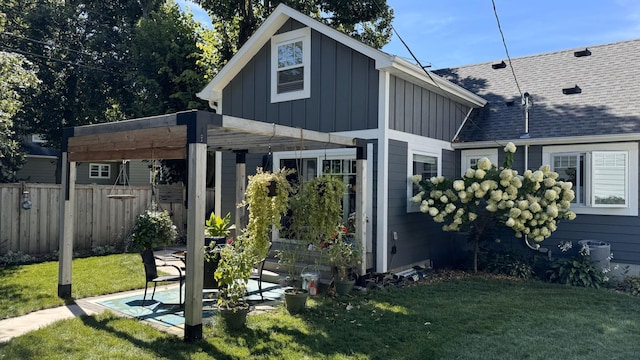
[0,13,40,182]
[194,0,394,77]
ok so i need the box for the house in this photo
[437,39,640,273]
[196,4,487,273]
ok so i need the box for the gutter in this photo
[452,132,640,149]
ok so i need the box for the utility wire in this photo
[491,0,523,99]
[0,45,122,75]
[1,31,133,68]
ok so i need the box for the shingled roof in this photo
[435,38,640,143]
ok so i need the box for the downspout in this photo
[521,92,538,250]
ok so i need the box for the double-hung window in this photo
[461,149,498,176]
[544,143,638,216]
[407,150,440,213]
[271,27,311,103]
[89,163,110,179]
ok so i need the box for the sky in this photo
[177,0,640,69]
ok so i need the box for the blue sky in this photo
[178,0,640,69]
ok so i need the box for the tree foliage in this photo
[411,143,577,272]
[0,13,40,182]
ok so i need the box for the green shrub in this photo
[547,255,605,288]
[481,251,534,280]
[0,250,35,266]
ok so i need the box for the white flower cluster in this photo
[410,143,576,243]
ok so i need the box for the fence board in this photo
[0,183,215,256]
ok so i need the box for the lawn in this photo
[1,270,640,359]
[0,253,144,319]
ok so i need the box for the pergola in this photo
[57,110,368,341]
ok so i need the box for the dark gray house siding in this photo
[222,22,379,132]
[17,158,57,183]
[386,139,459,269]
[218,152,264,223]
[389,75,470,140]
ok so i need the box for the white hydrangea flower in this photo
[505,217,515,227]
[475,169,486,179]
[486,203,498,212]
[419,200,430,213]
[428,207,439,217]
[464,169,475,179]
[440,195,448,203]
[532,170,544,183]
[411,174,422,185]
[544,189,558,201]
[539,164,551,174]
[566,211,576,220]
[504,142,516,153]
[544,178,556,187]
[509,207,522,218]
[468,212,477,221]
[410,191,424,203]
[445,203,456,214]
[477,157,492,170]
[453,180,465,191]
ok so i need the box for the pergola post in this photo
[182,114,208,343]
[235,151,247,232]
[58,130,76,298]
[355,142,368,274]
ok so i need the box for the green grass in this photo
[0,253,144,319]
[1,273,640,359]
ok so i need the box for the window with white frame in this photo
[274,148,356,224]
[31,134,47,144]
[543,143,638,216]
[89,163,110,179]
[270,27,311,103]
[407,151,439,212]
[461,149,498,176]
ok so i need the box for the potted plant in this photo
[203,211,234,289]
[327,225,362,296]
[275,238,310,314]
[129,209,178,252]
[214,168,292,328]
[277,175,346,311]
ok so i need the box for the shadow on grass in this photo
[79,312,235,360]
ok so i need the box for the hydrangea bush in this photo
[411,142,576,271]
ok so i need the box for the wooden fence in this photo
[0,183,215,256]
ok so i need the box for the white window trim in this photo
[407,145,442,213]
[270,27,311,103]
[543,142,638,216]
[273,148,356,174]
[461,148,498,176]
[89,163,111,179]
[31,134,47,144]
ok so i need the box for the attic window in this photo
[562,85,582,95]
[270,27,311,103]
[574,48,592,57]
[491,61,507,69]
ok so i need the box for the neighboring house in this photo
[197,4,487,273]
[17,134,59,183]
[17,134,157,186]
[437,39,640,270]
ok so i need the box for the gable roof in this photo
[437,38,640,145]
[196,4,485,109]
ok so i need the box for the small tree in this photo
[411,142,576,272]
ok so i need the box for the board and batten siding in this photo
[222,20,379,132]
[16,158,57,183]
[386,139,461,270]
[389,75,470,141]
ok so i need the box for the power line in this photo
[0,45,122,75]
[491,0,523,99]
[0,31,133,68]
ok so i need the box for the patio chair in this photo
[141,249,185,306]
[249,242,271,300]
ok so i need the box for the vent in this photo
[562,85,582,95]
[492,61,507,69]
[574,48,592,57]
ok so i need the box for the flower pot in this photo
[219,303,250,330]
[284,288,308,314]
[334,278,355,296]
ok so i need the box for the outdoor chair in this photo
[141,249,185,306]
[248,242,271,300]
